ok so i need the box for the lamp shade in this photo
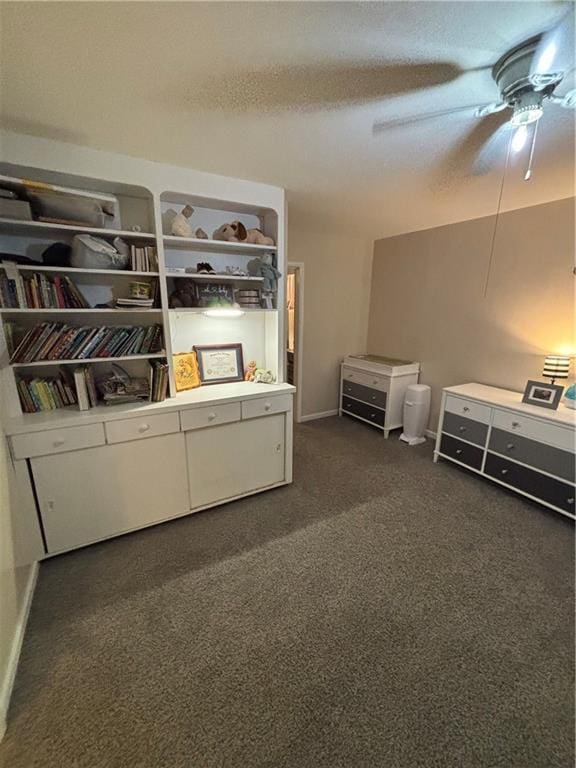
[542,355,570,380]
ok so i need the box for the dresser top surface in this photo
[4,381,296,436]
[343,355,420,376]
[445,383,576,427]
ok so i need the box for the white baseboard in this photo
[425,428,437,440]
[0,561,38,742]
[299,409,339,423]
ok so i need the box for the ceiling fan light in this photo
[511,124,529,152]
[511,104,543,126]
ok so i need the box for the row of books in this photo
[17,372,78,413]
[10,322,164,363]
[17,360,170,413]
[131,245,158,272]
[0,270,89,309]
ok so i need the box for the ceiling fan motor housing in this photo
[492,35,562,122]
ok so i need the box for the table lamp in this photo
[542,355,571,385]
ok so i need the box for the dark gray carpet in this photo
[2,416,574,768]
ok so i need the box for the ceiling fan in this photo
[374,7,575,179]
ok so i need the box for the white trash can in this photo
[399,384,431,446]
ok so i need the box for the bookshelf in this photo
[0,146,285,418]
[0,132,293,558]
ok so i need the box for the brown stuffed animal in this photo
[212,221,275,246]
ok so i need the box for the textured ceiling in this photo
[0,1,574,238]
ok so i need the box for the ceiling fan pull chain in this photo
[524,120,539,181]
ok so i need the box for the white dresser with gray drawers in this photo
[434,383,576,519]
[339,355,420,438]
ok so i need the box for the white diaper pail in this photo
[399,385,431,446]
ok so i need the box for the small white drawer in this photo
[242,394,292,420]
[492,409,574,452]
[105,412,180,445]
[11,423,105,459]
[180,402,240,431]
[342,367,388,392]
[445,396,491,424]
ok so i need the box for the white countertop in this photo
[4,381,296,436]
[445,383,576,427]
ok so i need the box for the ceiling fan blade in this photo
[373,103,499,134]
[435,111,510,189]
[474,101,508,117]
[530,6,575,87]
[198,61,466,112]
[550,88,576,108]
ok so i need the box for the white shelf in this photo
[0,308,162,315]
[11,353,166,368]
[0,218,156,240]
[0,263,159,277]
[163,235,276,255]
[165,271,264,283]
[169,308,273,314]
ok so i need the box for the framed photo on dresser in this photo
[522,380,564,410]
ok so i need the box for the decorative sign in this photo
[173,351,201,391]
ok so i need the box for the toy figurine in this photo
[245,360,257,381]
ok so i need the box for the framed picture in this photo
[173,351,201,391]
[521,380,564,410]
[194,343,244,385]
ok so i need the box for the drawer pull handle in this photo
[455,449,462,455]
[371,413,376,418]
[52,438,66,447]
[567,498,575,505]
[500,469,509,476]
[373,380,379,385]
[506,443,514,450]
[511,421,520,429]
[459,426,467,433]
[275,443,282,453]
[138,424,150,433]
[207,412,217,421]
[264,403,272,411]
[463,406,470,412]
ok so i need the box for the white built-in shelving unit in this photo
[0,133,286,422]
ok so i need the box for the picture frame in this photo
[173,351,201,391]
[193,343,244,385]
[521,380,564,410]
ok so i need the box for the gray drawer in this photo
[439,434,484,470]
[485,453,575,517]
[442,411,488,447]
[489,428,575,483]
[342,380,387,409]
[341,396,385,428]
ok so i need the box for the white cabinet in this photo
[339,354,420,438]
[185,414,285,509]
[32,433,189,553]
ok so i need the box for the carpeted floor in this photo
[1,416,574,768]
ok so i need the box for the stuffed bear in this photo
[247,253,281,294]
[253,368,276,384]
[169,278,196,308]
[244,360,257,382]
[212,221,275,246]
[171,205,195,238]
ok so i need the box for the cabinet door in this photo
[186,414,285,509]
[32,433,188,553]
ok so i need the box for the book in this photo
[73,367,91,411]
[16,372,78,413]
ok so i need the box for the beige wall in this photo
[367,197,575,430]
[288,218,373,417]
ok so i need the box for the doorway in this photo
[286,262,304,422]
